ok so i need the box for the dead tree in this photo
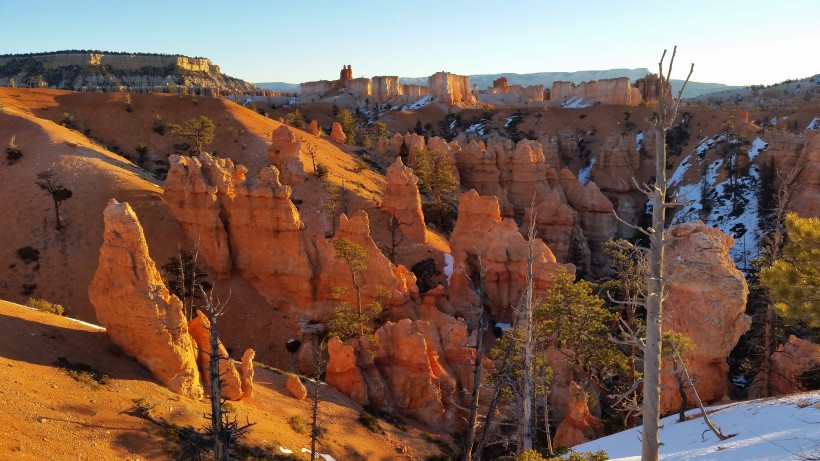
[200,288,232,461]
[381,216,406,264]
[309,338,327,461]
[518,208,537,455]
[460,255,487,461]
[639,47,693,461]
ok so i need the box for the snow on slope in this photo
[670,136,768,268]
[575,392,820,460]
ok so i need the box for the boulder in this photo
[330,121,347,144]
[88,199,202,399]
[553,381,605,448]
[286,374,308,401]
[308,119,321,137]
[661,222,751,413]
[187,310,244,400]
[381,157,427,243]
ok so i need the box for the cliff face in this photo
[0,51,257,94]
[427,71,475,106]
[550,77,642,106]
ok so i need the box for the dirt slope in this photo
[0,300,445,460]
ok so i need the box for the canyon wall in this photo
[550,77,643,106]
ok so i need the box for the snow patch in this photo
[301,448,336,461]
[287,97,297,106]
[635,131,644,153]
[279,447,293,454]
[561,96,594,109]
[443,253,454,284]
[397,96,431,111]
[504,115,520,128]
[668,154,692,186]
[575,392,820,461]
[466,121,485,137]
[807,116,820,130]
[578,158,595,185]
[747,137,767,161]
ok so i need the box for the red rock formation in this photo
[188,310,244,400]
[381,157,427,243]
[661,222,751,413]
[454,140,512,214]
[240,349,255,398]
[373,76,402,102]
[268,125,307,185]
[550,77,642,106]
[287,374,308,400]
[330,121,347,144]
[591,132,641,193]
[89,199,202,399]
[347,78,372,98]
[428,71,475,106]
[559,169,617,273]
[491,138,553,214]
[525,189,584,263]
[340,64,352,81]
[401,84,428,99]
[163,154,235,278]
[317,211,417,316]
[748,335,820,398]
[308,119,321,137]
[448,190,569,322]
[553,381,605,448]
[325,337,368,404]
[492,76,508,94]
[634,73,670,104]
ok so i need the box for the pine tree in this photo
[168,115,215,154]
[760,213,820,329]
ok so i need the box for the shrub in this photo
[16,246,40,263]
[352,158,369,173]
[153,114,166,135]
[54,357,110,390]
[358,411,385,434]
[315,163,329,178]
[26,297,64,315]
[6,135,22,164]
[288,415,307,434]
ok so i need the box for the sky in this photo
[1,0,817,86]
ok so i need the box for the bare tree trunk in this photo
[310,338,325,461]
[473,331,518,461]
[208,308,226,460]
[542,369,554,457]
[518,213,536,455]
[761,303,774,397]
[460,262,487,461]
[642,47,693,461]
[672,342,731,441]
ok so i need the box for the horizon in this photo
[0,0,818,86]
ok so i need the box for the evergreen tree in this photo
[335,109,357,146]
[36,170,73,230]
[168,115,215,154]
[760,213,820,329]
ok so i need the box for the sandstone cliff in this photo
[88,199,202,399]
[550,77,642,106]
[428,71,475,106]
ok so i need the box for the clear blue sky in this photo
[1,0,817,86]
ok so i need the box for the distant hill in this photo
[255,81,300,93]
[258,68,739,99]
[0,50,258,94]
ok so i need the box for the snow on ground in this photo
[668,154,692,187]
[443,253,454,284]
[466,121,485,137]
[574,392,820,461]
[671,135,765,268]
[505,115,521,128]
[300,447,336,461]
[578,158,596,185]
[807,116,820,131]
[396,95,431,111]
[561,96,595,109]
[635,131,644,153]
[748,137,767,161]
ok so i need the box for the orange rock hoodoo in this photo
[661,222,751,413]
[89,199,203,399]
[380,157,427,243]
[748,336,820,398]
[188,310,249,401]
[553,381,605,448]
